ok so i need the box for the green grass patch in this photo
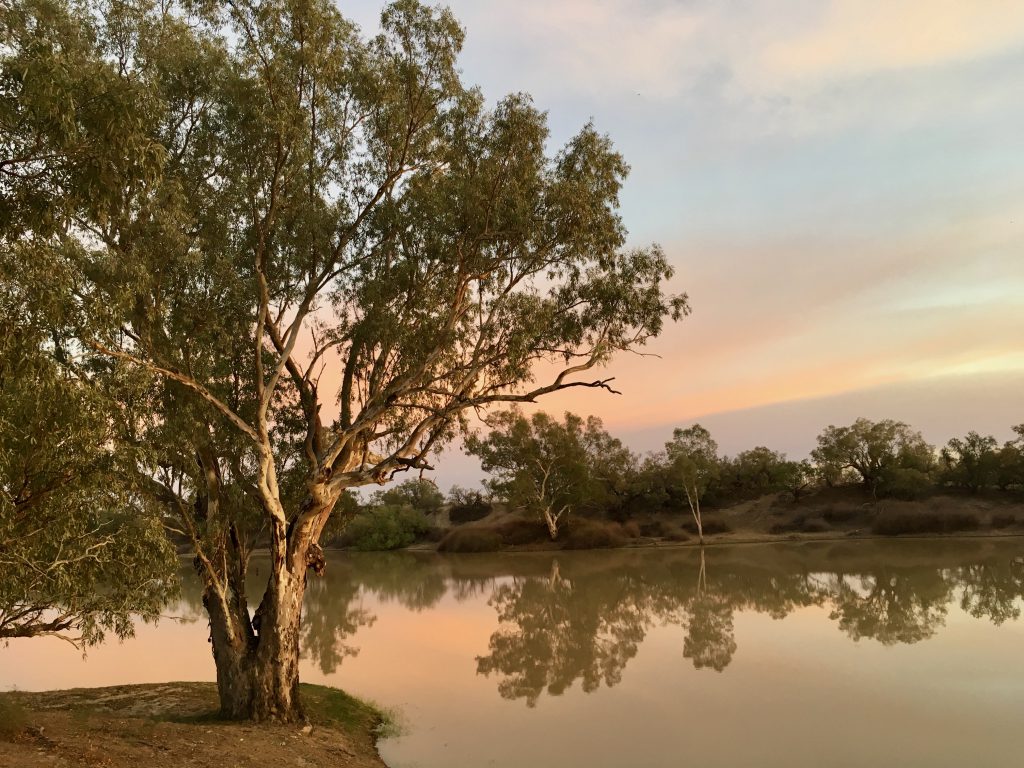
[300,683,401,738]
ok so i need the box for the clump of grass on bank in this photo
[682,518,732,536]
[300,683,396,738]
[437,527,503,553]
[990,513,1018,529]
[562,520,626,550]
[871,511,981,536]
[494,518,550,546]
[769,516,831,535]
[0,696,29,741]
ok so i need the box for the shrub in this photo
[495,518,550,546]
[639,520,673,537]
[799,518,829,533]
[373,478,444,515]
[420,526,447,543]
[0,697,28,741]
[437,527,503,553]
[681,518,732,535]
[561,520,625,549]
[621,520,642,538]
[664,528,691,542]
[991,513,1018,529]
[340,505,433,551]
[822,505,863,524]
[878,467,933,500]
[768,521,800,535]
[871,511,980,536]
[447,489,492,524]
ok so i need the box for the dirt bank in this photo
[0,682,389,768]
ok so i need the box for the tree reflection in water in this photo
[476,559,653,706]
[175,542,1024,704]
[471,542,1024,705]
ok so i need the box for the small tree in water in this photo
[3,0,687,721]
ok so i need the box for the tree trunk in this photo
[202,523,314,722]
[543,510,559,540]
[684,484,703,545]
[205,566,307,722]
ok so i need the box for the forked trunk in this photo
[542,505,566,540]
[204,533,312,722]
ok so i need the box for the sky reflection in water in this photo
[3,540,1024,767]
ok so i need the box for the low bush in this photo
[437,527,503,553]
[420,526,447,543]
[495,518,551,546]
[448,498,492,524]
[822,505,864,524]
[339,505,433,551]
[990,513,1018,529]
[0,697,28,741]
[446,486,493,523]
[664,528,690,542]
[681,518,732,536]
[871,511,980,536]
[799,518,830,533]
[561,520,625,550]
[620,520,642,539]
[768,521,800,535]
[639,520,673,537]
[769,515,829,535]
[878,468,933,501]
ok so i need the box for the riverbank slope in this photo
[0,682,389,768]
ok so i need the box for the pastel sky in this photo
[341,1,1024,481]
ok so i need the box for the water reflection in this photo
[174,541,1024,704]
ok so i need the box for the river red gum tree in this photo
[5,0,688,720]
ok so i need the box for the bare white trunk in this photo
[683,483,703,544]
[541,504,568,540]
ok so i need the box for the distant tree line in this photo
[462,412,1024,542]
[326,413,1024,549]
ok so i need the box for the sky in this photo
[340,0,1024,485]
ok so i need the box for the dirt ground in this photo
[0,682,388,768]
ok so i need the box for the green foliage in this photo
[339,504,433,551]
[716,447,813,503]
[371,479,444,516]
[995,426,1024,491]
[466,410,631,536]
[447,486,492,524]
[0,289,177,644]
[665,424,720,501]
[811,418,935,497]
[878,466,933,500]
[3,0,685,702]
[940,432,1000,492]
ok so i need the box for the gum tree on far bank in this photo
[666,425,719,543]
[2,0,687,722]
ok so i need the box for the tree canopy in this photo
[2,0,686,719]
[811,418,934,497]
[466,410,623,539]
[0,274,177,644]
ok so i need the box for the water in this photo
[3,539,1024,767]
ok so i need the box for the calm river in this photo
[3,539,1024,767]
